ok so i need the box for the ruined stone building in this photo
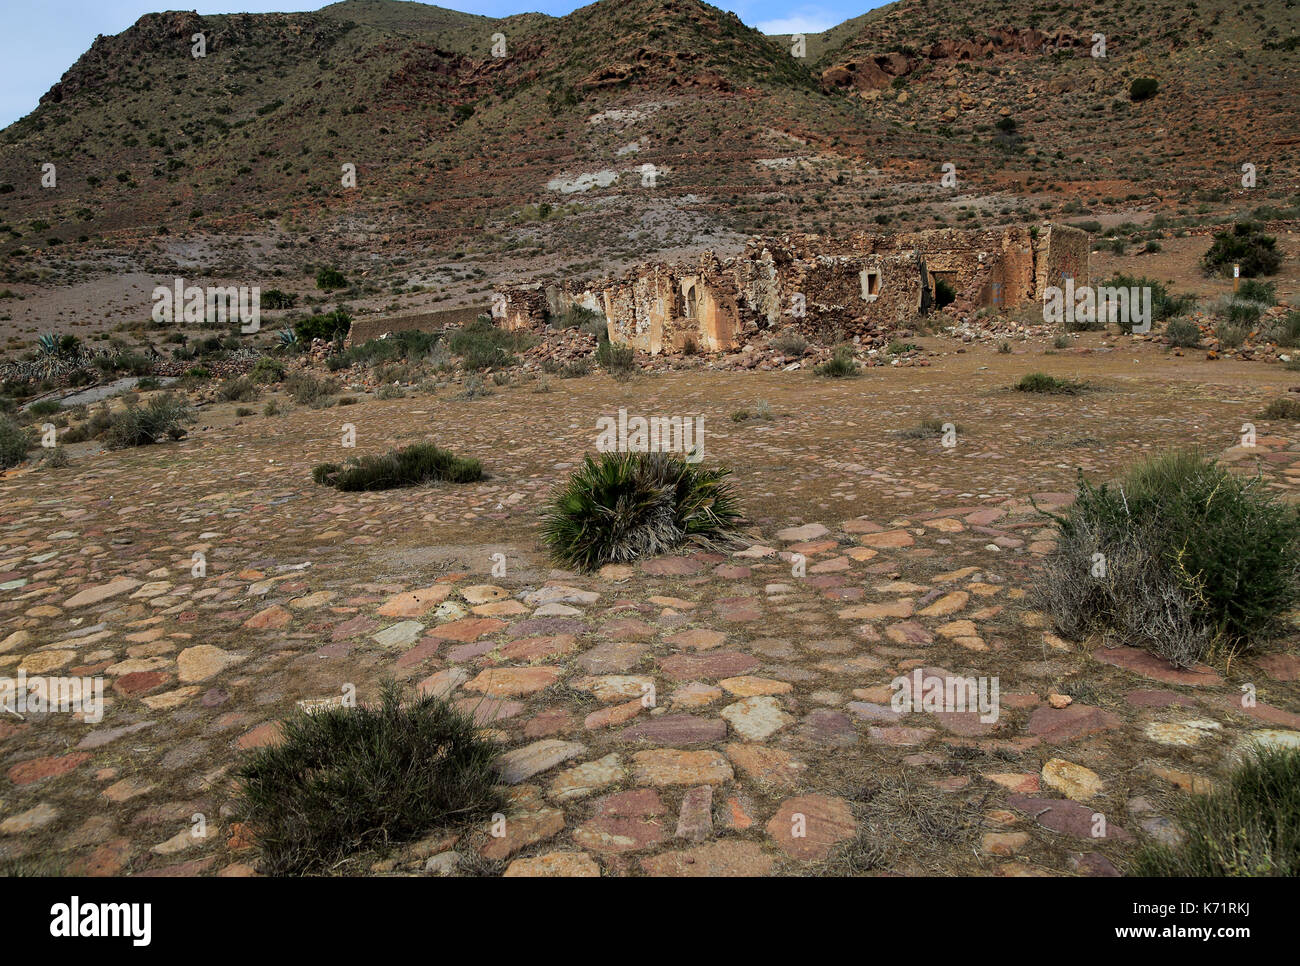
[501,223,1089,353]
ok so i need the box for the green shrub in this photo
[771,330,808,356]
[293,309,351,344]
[1237,279,1277,305]
[0,415,31,468]
[108,393,196,448]
[312,442,483,491]
[1036,449,1300,665]
[1015,372,1088,394]
[260,289,298,310]
[250,356,287,383]
[1094,273,1197,324]
[448,319,529,371]
[541,451,742,571]
[595,339,635,376]
[1261,398,1300,421]
[235,680,503,876]
[27,399,62,417]
[315,267,347,291]
[815,346,859,378]
[1216,319,1250,348]
[218,377,261,402]
[1201,222,1282,278]
[1165,317,1202,348]
[1268,310,1300,348]
[1131,747,1300,877]
[329,330,440,371]
[286,373,339,408]
[1129,77,1159,102]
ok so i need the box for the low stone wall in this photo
[344,304,490,346]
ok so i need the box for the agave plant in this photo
[36,333,59,357]
[541,451,742,571]
[278,328,299,349]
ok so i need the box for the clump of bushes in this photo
[771,330,808,356]
[1131,747,1300,877]
[218,376,261,403]
[1036,449,1300,666]
[315,267,347,291]
[1129,77,1159,102]
[107,393,195,448]
[329,330,440,371]
[1261,398,1300,421]
[293,308,351,344]
[1015,372,1088,394]
[1202,222,1281,278]
[249,356,286,383]
[815,346,859,378]
[313,442,482,491]
[235,681,503,876]
[541,451,742,571]
[448,318,531,370]
[595,338,635,378]
[0,415,31,468]
[1164,317,1201,348]
[286,372,339,408]
[897,417,960,439]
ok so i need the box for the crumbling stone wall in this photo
[499,222,1088,354]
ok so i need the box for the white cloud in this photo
[756,12,839,35]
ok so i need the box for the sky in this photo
[0,1,886,129]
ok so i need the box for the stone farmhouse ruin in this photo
[500,223,1089,352]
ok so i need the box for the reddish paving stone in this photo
[620,714,727,745]
[584,699,643,730]
[395,639,441,669]
[932,711,1000,736]
[1211,695,1300,729]
[1093,646,1221,686]
[455,696,524,724]
[675,785,714,841]
[658,651,760,682]
[480,808,566,861]
[465,666,562,697]
[794,710,859,748]
[427,617,506,643]
[1007,795,1131,841]
[236,722,284,750]
[664,629,727,651]
[641,840,774,876]
[67,837,134,877]
[1125,689,1196,709]
[640,557,705,576]
[8,752,91,786]
[244,604,291,630]
[1026,704,1123,742]
[331,614,378,641]
[113,671,170,697]
[572,788,667,853]
[499,634,577,662]
[138,856,219,877]
[714,597,763,622]
[576,641,648,674]
[868,725,936,746]
[524,708,577,738]
[600,618,657,639]
[504,618,585,638]
[723,742,807,790]
[766,794,857,860]
[1255,653,1300,682]
[1071,852,1121,877]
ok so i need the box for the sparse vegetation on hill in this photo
[1202,223,1282,279]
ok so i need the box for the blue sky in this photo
[0,1,886,129]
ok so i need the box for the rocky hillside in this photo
[0,0,1295,276]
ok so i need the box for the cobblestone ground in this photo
[1,341,1298,876]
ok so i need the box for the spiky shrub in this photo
[235,681,503,876]
[313,442,482,491]
[1261,398,1300,421]
[542,451,742,571]
[1131,747,1300,877]
[107,394,195,448]
[0,415,31,468]
[449,318,531,371]
[1036,449,1300,665]
[1269,310,1300,348]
